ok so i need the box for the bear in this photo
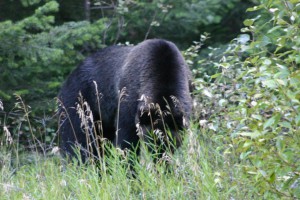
[58,39,192,162]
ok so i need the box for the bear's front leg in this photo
[114,101,140,154]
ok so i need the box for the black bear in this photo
[58,39,192,161]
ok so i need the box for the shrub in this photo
[192,0,300,198]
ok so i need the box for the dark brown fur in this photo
[58,39,192,161]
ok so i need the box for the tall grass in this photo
[0,97,257,200]
[0,131,254,199]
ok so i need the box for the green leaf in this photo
[240,151,252,160]
[277,18,288,25]
[276,136,284,150]
[295,114,300,125]
[14,89,30,96]
[295,55,300,64]
[237,34,250,44]
[243,19,254,26]
[267,26,281,34]
[262,79,277,89]
[219,62,230,69]
[286,90,300,103]
[263,114,280,130]
[263,58,272,66]
[237,131,261,139]
[259,170,267,177]
[218,99,228,106]
[260,36,271,47]
[269,172,276,183]
[275,79,286,86]
[246,5,263,12]
[0,90,11,100]
[263,116,275,129]
[243,141,253,148]
[211,73,221,78]
[278,121,292,130]
[202,89,213,98]
[251,114,262,121]
[250,56,259,64]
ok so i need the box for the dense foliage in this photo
[0,1,106,112]
[0,0,253,113]
[107,0,253,46]
[0,0,299,199]
[193,0,300,197]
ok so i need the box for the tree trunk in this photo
[84,0,91,21]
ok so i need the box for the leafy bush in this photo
[193,0,300,198]
[0,1,106,113]
[109,0,253,47]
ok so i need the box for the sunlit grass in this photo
[0,122,257,200]
[0,96,255,199]
[0,96,258,199]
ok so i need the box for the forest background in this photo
[0,0,299,199]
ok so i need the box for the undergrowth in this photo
[0,96,249,199]
[1,1,300,199]
[0,122,253,200]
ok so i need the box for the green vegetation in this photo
[0,1,106,112]
[0,122,256,199]
[0,0,299,199]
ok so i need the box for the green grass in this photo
[0,123,257,200]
